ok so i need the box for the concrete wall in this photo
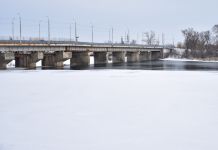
[94,52,108,65]
[42,52,72,68]
[112,52,125,63]
[70,52,90,68]
[0,52,15,69]
[126,51,139,63]
[151,51,162,60]
[15,52,43,68]
[139,51,151,61]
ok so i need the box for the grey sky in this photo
[0,0,217,44]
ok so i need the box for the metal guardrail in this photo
[0,40,174,49]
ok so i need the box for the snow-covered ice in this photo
[163,57,218,63]
[0,70,218,150]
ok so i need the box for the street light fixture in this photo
[70,23,74,42]
[46,16,50,44]
[111,27,114,44]
[12,17,15,40]
[91,24,94,44]
[74,21,79,43]
[17,13,22,44]
[39,20,42,40]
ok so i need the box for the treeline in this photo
[178,25,218,59]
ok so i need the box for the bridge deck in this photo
[0,40,165,52]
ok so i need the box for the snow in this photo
[163,57,218,63]
[163,58,194,62]
[0,70,218,150]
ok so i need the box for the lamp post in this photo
[91,24,94,44]
[39,20,42,40]
[74,21,78,42]
[12,17,15,40]
[112,27,114,44]
[17,13,22,44]
[70,24,72,42]
[109,29,111,43]
[46,16,50,44]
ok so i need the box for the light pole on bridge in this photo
[108,27,114,44]
[91,24,94,44]
[46,16,50,44]
[74,21,79,43]
[112,27,114,44]
[11,17,15,40]
[38,20,42,40]
[69,24,72,42]
[17,13,22,44]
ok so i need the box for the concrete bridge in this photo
[0,40,164,69]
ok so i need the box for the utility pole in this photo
[75,21,78,42]
[91,24,94,44]
[17,14,22,44]
[172,36,175,47]
[162,33,165,47]
[137,33,139,44]
[70,24,72,42]
[127,30,130,44]
[39,20,41,40]
[111,27,114,44]
[47,17,50,44]
[109,29,111,43]
[12,17,15,40]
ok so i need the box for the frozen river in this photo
[0,60,218,150]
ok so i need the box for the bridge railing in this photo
[0,38,176,50]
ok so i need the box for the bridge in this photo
[0,40,165,69]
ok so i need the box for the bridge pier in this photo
[151,51,162,60]
[0,52,15,69]
[126,51,139,63]
[70,52,90,69]
[112,52,125,63]
[42,51,72,68]
[139,51,151,61]
[94,52,108,66]
[15,52,43,68]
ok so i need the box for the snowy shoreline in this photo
[162,57,218,63]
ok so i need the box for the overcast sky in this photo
[0,0,217,44]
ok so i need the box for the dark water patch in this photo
[2,60,218,71]
[87,60,218,71]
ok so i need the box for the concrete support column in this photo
[126,51,139,63]
[139,51,151,61]
[0,52,15,69]
[161,49,164,59]
[70,51,90,69]
[151,51,162,60]
[42,51,72,68]
[112,52,125,63]
[94,52,108,65]
[15,52,43,68]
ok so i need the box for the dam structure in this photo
[0,40,164,69]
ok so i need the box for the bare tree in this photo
[198,31,211,50]
[181,25,218,58]
[212,25,218,45]
[212,25,218,34]
[182,28,199,50]
[142,31,156,45]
